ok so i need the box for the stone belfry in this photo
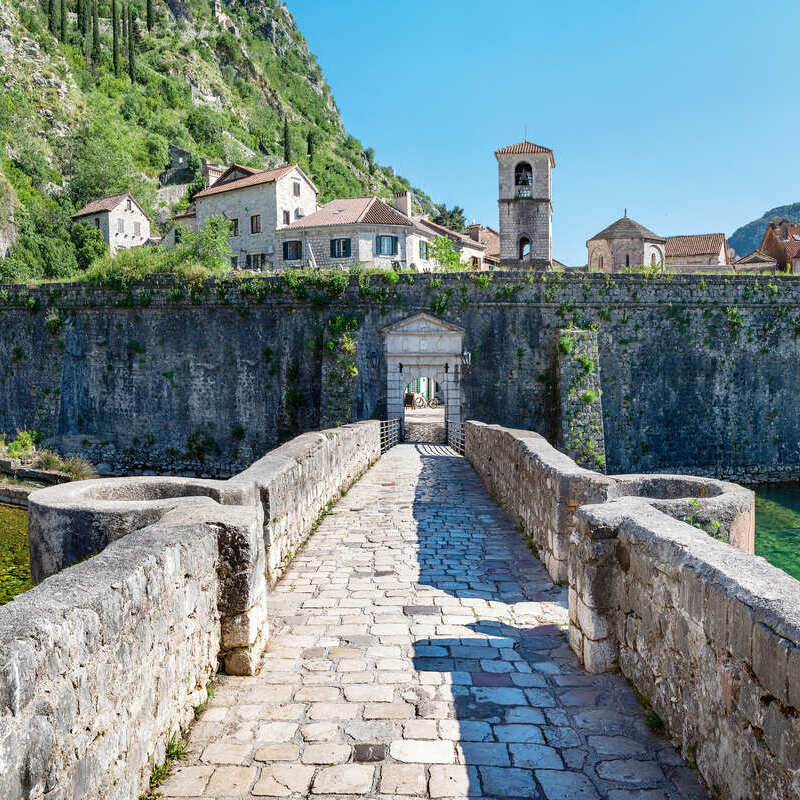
[495,141,554,267]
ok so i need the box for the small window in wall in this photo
[330,238,351,258]
[94,218,100,228]
[126,198,132,211]
[515,162,533,186]
[246,253,266,270]
[650,252,657,266]
[295,208,303,219]
[118,219,125,234]
[471,256,480,268]
[419,240,429,260]
[625,254,630,268]
[599,255,604,270]
[293,182,301,197]
[283,240,302,261]
[230,218,239,236]
[250,214,261,234]
[283,210,290,225]
[519,236,531,260]
[376,235,398,256]
[133,221,141,237]
[231,255,239,269]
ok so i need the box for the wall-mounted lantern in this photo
[461,350,472,374]
[445,363,450,374]
[398,362,403,374]
[368,351,379,370]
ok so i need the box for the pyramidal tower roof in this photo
[588,214,665,243]
[494,141,555,167]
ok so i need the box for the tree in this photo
[83,12,92,69]
[76,0,84,34]
[429,235,461,269]
[48,0,57,35]
[433,203,467,234]
[70,222,108,270]
[146,0,153,31]
[112,0,119,76]
[127,5,135,81]
[60,0,67,42]
[306,130,313,163]
[283,117,291,164]
[193,215,233,273]
[364,147,375,175]
[91,0,100,67]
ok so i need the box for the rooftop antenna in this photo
[624,207,627,217]
[523,124,528,142]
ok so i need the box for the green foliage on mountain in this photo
[0,0,437,282]
[729,203,800,259]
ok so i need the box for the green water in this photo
[755,486,800,581]
[0,503,31,604]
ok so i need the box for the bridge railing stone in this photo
[463,421,799,800]
[3,420,381,800]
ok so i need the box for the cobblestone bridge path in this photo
[162,444,707,800]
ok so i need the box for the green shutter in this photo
[376,235,381,255]
[344,238,351,257]
[283,241,289,260]
[391,236,398,256]
[330,239,336,258]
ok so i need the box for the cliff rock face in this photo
[0,0,434,280]
[729,202,800,257]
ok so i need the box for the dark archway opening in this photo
[403,376,445,443]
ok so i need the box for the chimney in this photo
[468,223,482,242]
[395,191,413,217]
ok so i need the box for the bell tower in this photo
[495,141,554,267]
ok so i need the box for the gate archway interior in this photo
[403,376,445,443]
[381,313,465,439]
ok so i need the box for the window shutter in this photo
[344,239,351,257]
[330,239,336,258]
[283,242,289,260]
[376,235,381,255]
[391,236,398,256]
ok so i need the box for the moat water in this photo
[754,485,800,581]
[0,503,31,604]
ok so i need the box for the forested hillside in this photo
[0,0,441,282]
[729,203,800,258]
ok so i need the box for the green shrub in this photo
[61,456,98,481]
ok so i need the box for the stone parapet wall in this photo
[3,421,380,800]
[463,421,798,800]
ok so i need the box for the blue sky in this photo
[289,0,799,265]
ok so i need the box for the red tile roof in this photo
[495,141,555,166]
[414,218,486,249]
[284,197,414,229]
[72,192,140,218]
[469,225,500,259]
[665,233,726,258]
[192,164,298,200]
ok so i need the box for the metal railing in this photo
[380,418,401,453]
[447,420,465,455]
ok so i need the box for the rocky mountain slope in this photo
[0,0,437,280]
[729,203,800,258]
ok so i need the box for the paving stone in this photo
[596,760,665,785]
[479,766,539,798]
[363,702,415,719]
[391,739,455,764]
[312,764,375,794]
[200,741,253,764]
[301,743,351,764]
[535,769,600,799]
[588,735,647,756]
[429,764,481,797]
[380,763,428,795]
[457,742,511,766]
[255,722,299,742]
[204,765,257,795]
[494,724,545,743]
[344,685,396,702]
[251,764,316,797]
[254,743,301,762]
[300,722,340,741]
[160,765,214,797]
[509,742,563,769]
[353,743,388,762]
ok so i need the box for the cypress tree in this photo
[83,14,91,69]
[48,0,57,35]
[76,0,83,34]
[306,130,313,163]
[283,118,291,164]
[91,0,100,65]
[127,4,135,81]
[60,0,67,42]
[112,0,119,75]
[146,0,153,32]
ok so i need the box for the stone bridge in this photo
[1,421,797,800]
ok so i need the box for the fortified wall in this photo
[2,271,800,480]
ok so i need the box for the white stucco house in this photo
[71,193,152,254]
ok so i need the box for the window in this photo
[283,210,290,225]
[650,252,657,266]
[295,208,303,219]
[515,162,533,197]
[419,240,429,260]
[133,221,141,237]
[471,256,481,268]
[126,198,132,211]
[376,235,398,256]
[330,238,351,259]
[230,218,239,236]
[94,218,100,228]
[118,219,125,234]
[599,255,604,270]
[174,227,183,245]
[231,255,239,269]
[519,236,531,260]
[293,181,301,197]
[250,214,261,234]
[246,253,267,270]
[625,254,630,267]
[283,240,302,261]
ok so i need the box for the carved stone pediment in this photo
[381,313,465,336]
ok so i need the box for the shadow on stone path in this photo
[161,444,707,799]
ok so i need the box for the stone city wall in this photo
[1,421,380,800]
[464,421,796,800]
[5,272,800,480]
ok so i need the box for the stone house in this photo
[467,223,501,267]
[71,193,152,255]
[760,219,800,272]
[665,233,730,268]
[183,163,318,269]
[412,214,489,270]
[160,208,197,248]
[495,141,554,266]
[735,250,779,273]
[586,214,665,272]
[274,196,436,270]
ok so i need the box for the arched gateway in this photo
[381,313,465,436]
